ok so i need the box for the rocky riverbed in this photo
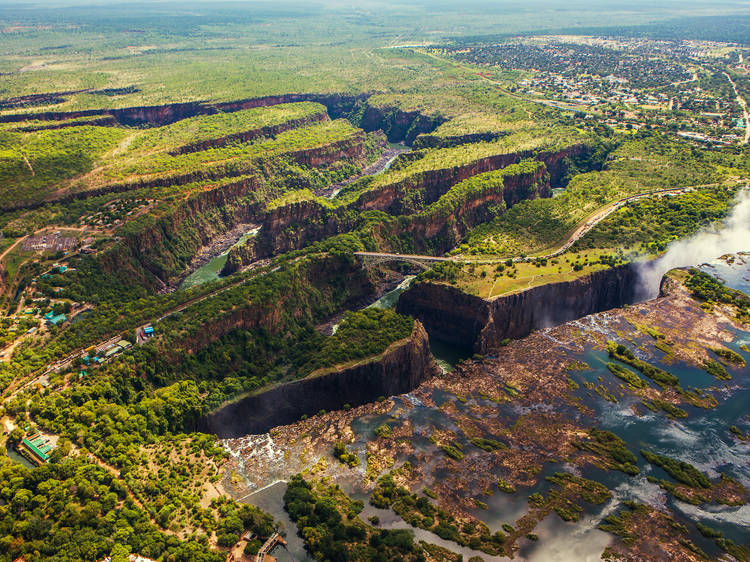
[221,263,750,561]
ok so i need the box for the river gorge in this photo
[212,248,750,561]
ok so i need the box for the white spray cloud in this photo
[637,188,750,299]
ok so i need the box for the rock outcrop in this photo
[397,263,639,353]
[399,162,549,254]
[356,142,587,216]
[0,92,366,126]
[0,92,445,147]
[97,175,268,290]
[173,254,379,355]
[199,321,437,437]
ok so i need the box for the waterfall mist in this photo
[636,188,750,300]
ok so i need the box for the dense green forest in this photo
[575,185,737,253]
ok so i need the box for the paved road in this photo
[3,265,275,401]
[5,184,728,399]
[724,71,750,145]
[357,185,714,266]
[538,185,705,259]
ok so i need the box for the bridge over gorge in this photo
[354,251,455,270]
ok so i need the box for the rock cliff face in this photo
[396,263,639,353]
[355,143,586,216]
[658,272,682,298]
[1,126,378,213]
[17,115,118,132]
[356,105,446,144]
[0,92,444,147]
[169,111,329,155]
[174,255,379,355]
[80,129,383,291]
[0,92,367,126]
[198,321,437,437]
[537,144,591,187]
[222,155,553,273]
[99,175,269,290]
[388,162,549,255]
[233,199,344,266]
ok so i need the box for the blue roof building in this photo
[47,314,67,326]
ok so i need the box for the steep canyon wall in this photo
[396,263,639,353]
[199,321,437,437]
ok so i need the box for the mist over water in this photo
[636,188,750,299]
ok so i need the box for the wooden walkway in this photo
[256,532,286,562]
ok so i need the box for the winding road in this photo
[356,184,716,266]
[723,71,750,145]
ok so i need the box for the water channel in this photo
[179,226,260,290]
[328,142,409,199]
[226,185,750,561]
[180,143,409,290]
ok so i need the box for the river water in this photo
[222,184,750,559]
[367,274,470,372]
[557,254,750,559]
[367,275,415,310]
[179,226,260,290]
[181,144,409,290]
[327,142,409,199]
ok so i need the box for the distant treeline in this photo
[451,15,750,46]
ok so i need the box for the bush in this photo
[244,539,262,555]
[217,533,239,547]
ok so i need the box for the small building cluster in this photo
[18,433,54,465]
[22,232,77,253]
[82,338,133,365]
[44,310,68,326]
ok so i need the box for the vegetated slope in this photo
[221,136,591,273]
[0,125,128,207]
[462,134,746,257]
[0,105,375,209]
[572,185,737,253]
